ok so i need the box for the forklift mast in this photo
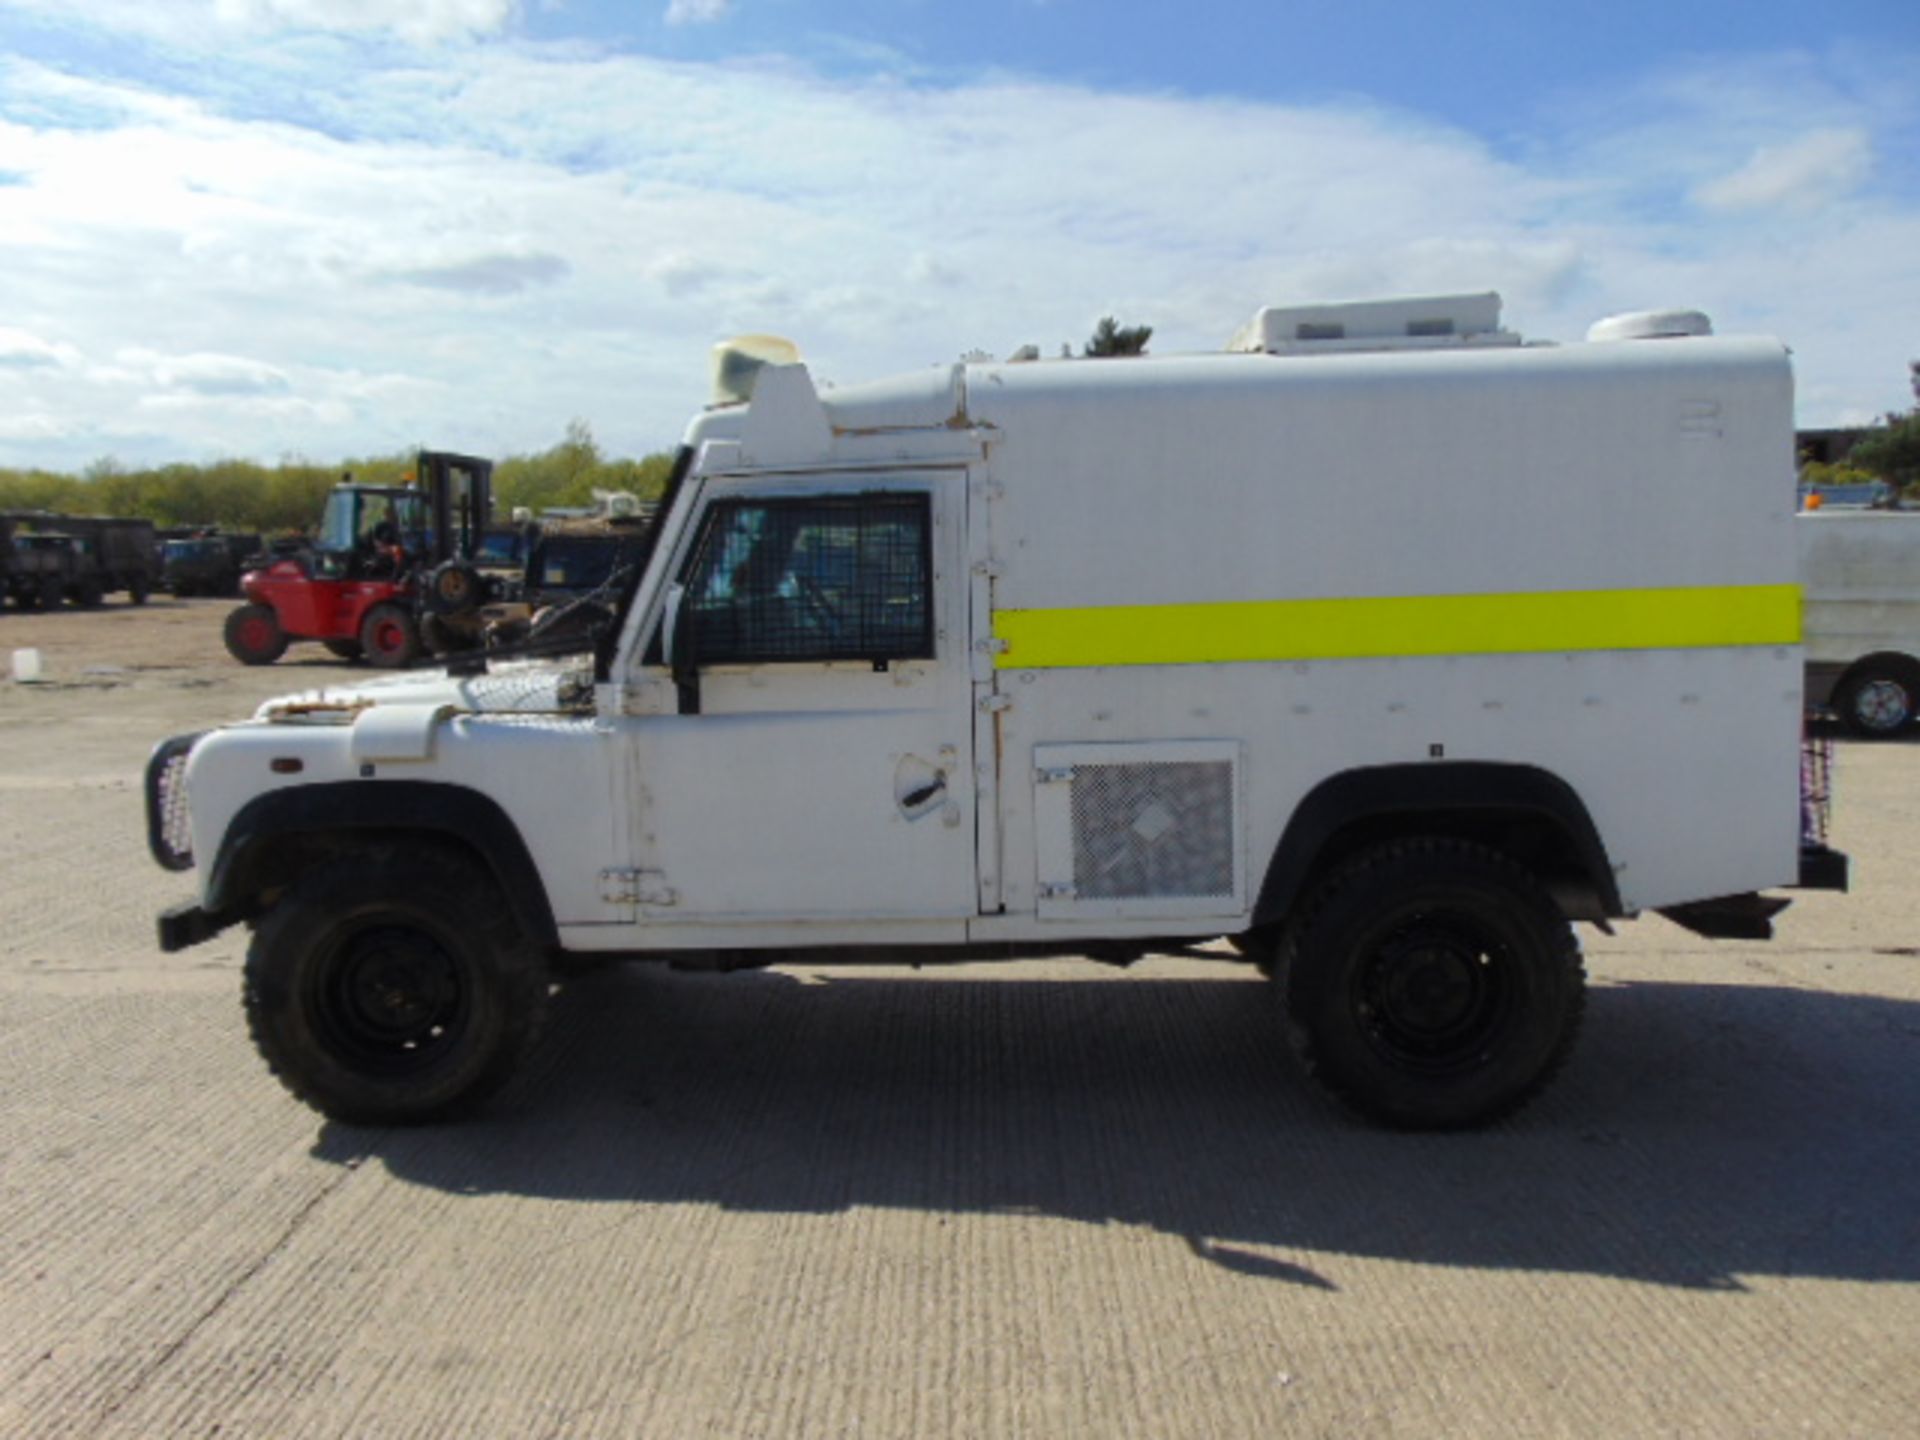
[417,452,494,564]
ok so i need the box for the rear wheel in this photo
[224,603,288,665]
[243,849,550,1125]
[1278,838,1585,1129]
[360,603,421,669]
[1835,662,1919,738]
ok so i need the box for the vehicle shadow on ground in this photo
[316,965,1920,1291]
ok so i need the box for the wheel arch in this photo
[207,780,558,946]
[1252,762,1621,927]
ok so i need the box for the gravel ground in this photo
[2,597,1917,1438]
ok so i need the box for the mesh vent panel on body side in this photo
[1069,760,1235,900]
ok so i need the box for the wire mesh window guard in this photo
[680,494,934,666]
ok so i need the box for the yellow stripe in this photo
[993,584,1801,670]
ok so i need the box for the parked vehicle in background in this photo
[1799,481,1898,511]
[47,516,156,603]
[162,532,263,597]
[1799,510,1920,736]
[7,532,97,609]
[150,294,1846,1132]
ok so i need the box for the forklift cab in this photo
[310,453,493,581]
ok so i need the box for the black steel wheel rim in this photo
[1351,908,1519,1077]
[311,923,471,1076]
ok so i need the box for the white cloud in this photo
[0,39,1914,472]
[1695,128,1873,213]
[212,0,519,42]
[0,327,81,370]
[664,0,731,25]
[118,349,293,397]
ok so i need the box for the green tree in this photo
[1849,359,1920,495]
[1083,316,1153,357]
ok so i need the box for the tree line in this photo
[0,421,676,534]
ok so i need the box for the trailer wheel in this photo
[1278,838,1584,1130]
[360,603,422,668]
[243,849,549,1125]
[322,639,365,661]
[1835,662,1919,738]
[224,603,288,665]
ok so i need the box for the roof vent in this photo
[1586,309,1713,343]
[1229,292,1520,355]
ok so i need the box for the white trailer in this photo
[1797,509,1920,735]
[146,293,1845,1130]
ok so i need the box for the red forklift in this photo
[223,452,494,668]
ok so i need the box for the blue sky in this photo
[1,0,1916,467]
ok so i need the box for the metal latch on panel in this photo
[1036,766,1075,785]
[599,868,678,906]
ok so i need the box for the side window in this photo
[678,493,933,665]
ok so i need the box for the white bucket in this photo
[11,647,43,683]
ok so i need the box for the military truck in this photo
[54,515,157,603]
[7,532,95,608]
[148,294,1847,1131]
[162,532,263,597]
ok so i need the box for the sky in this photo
[1,0,1917,470]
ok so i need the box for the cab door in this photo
[623,470,976,930]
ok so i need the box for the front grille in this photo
[145,732,203,872]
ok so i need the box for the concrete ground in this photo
[1,598,1916,1438]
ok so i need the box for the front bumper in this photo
[156,900,239,953]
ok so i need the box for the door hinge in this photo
[1036,765,1075,785]
[974,637,1010,656]
[600,868,678,906]
[978,693,1012,714]
[1038,882,1078,901]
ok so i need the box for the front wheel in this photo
[243,850,550,1125]
[1835,663,1919,738]
[1278,838,1585,1130]
[360,602,421,669]
[224,603,288,665]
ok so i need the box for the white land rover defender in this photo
[146,294,1847,1130]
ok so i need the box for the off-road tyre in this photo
[322,638,365,661]
[39,576,64,610]
[1835,661,1919,739]
[224,603,288,665]
[243,848,550,1125]
[1277,838,1585,1130]
[76,579,103,608]
[360,602,421,669]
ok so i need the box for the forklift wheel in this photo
[360,603,422,669]
[224,604,288,665]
